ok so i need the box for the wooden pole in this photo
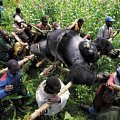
[39,65,54,76]
[108,31,119,42]
[0,54,35,74]
[36,58,46,67]
[30,24,45,34]
[11,32,28,46]
[28,81,73,120]
[110,83,120,91]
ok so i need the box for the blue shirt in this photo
[0,70,21,99]
[0,6,3,12]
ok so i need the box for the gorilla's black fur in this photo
[47,29,100,67]
[30,29,119,85]
[68,63,96,85]
[94,37,119,58]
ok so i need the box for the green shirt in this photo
[0,36,11,61]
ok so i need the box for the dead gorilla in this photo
[30,29,119,85]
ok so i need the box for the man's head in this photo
[8,59,20,75]
[105,16,115,27]
[116,67,120,79]
[0,30,10,42]
[77,18,84,28]
[44,76,61,94]
[41,16,48,26]
[52,22,60,30]
[16,8,21,14]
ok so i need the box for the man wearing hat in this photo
[97,16,119,40]
[36,16,52,31]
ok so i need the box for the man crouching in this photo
[36,76,70,120]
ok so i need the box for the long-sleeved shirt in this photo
[0,71,21,99]
[36,80,70,116]
[97,24,113,39]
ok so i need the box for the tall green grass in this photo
[0,0,120,119]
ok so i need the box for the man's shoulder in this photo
[36,22,42,27]
[0,73,8,81]
[100,25,107,30]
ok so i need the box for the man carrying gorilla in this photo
[0,59,27,115]
[0,30,14,62]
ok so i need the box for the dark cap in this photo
[41,16,48,23]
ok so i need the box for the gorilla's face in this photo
[79,41,100,63]
[94,37,119,58]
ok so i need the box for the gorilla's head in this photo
[94,37,119,58]
[79,40,100,63]
[30,40,49,58]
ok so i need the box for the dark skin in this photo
[106,21,113,28]
[9,64,20,76]
[106,21,120,38]
[0,31,11,44]
[44,85,61,103]
[42,21,48,27]
[4,64,20,92]
[78,21,84,29]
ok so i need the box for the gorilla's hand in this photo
[97,71,110,83]
[108,49,119,58]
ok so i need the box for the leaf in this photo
[13,106,16,120]
[1,94,23,102]
[64,112,74,120]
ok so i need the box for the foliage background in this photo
[0,0,120,120]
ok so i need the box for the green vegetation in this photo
[0,0,120,120]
